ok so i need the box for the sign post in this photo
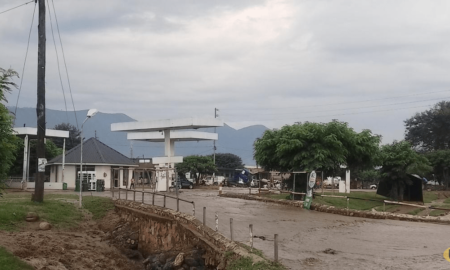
[303,170,316,210]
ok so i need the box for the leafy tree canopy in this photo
[0,68,18,102]
[405,101,450,151]
[0,68,19,195]
[52,123,81,150]
[175,155,216,184]
[425,149,450,187]
[379,141,431,200]
[209,153,244,169]
[253,121,381,173]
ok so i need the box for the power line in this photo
[50,0,79,129]
[0,1,34,15]
[13,1,37,125]
[47,0,69,124]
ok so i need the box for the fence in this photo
[114,187,195,216]
[115,187,281,263]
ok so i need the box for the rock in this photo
[184,257,198,267]
[173,253,185,267]
[26,212,39,222]
[39,222,51,230]
[163,261,174,270]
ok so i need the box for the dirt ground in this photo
[0,209,143,270]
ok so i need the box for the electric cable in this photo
[51,0,79,129]
[0,1,34,16]
[13,1,37,126]
[47,0,70,124]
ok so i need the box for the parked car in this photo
[173,178,194,189]
[426,180,440,186]
[370,184,377,189]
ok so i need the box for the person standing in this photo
[130,178,135,189]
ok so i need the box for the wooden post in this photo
[152,192,155,205]
[177,198,179,211]
[274,234,278,262]
[192,202,195,216]
[125,189,128,200]
[203,207,206,226]
[215,213,218,231]
[163,194,166,208]
[292,173,296,200]
[141,191,144,203]
[34,0,47,203]
[230,218,234,241]
[249,224,253,250]
[112,187,114,198]
[133,190,135,201]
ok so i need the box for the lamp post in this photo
[79,109,98,208]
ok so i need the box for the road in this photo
[107,188,449,269]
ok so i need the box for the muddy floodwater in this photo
[69,188,449,269]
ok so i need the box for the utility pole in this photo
[213,108,218,183]
[34,0,46,202]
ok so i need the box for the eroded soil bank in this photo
[0,210,144,270]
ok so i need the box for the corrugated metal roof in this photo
[48,137,137,166]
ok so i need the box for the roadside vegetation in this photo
[225,245,286,270]
[0,247,33,270]
[0,193,115,231]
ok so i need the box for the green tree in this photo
[379,141,431,201]
[175,155,216,185]
[425,150,450,189]
[210,153,244,169]
[405,101,450,151]
[52,123,81,150]
[254,121,381,174]
[0,68,19,195]
[0,68,19,102]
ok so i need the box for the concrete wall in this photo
[114,200,263,269]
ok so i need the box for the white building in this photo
[46,137,138,190]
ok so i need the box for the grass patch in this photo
[407,208,424,215]
[0,194,83,231]
[227,257,285,270]
[444,197,450,204]
[0,246,33,270]
[82,196,115,220]
[314,192,387,210]
[423,192,439,203]
[374,204,400,212]
[265,194,290,200]
[429,209,450,216]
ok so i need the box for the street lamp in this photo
[79,109,98,207]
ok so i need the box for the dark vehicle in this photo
[173,177,194,189]
[224,169,251,187]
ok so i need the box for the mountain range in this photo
[9,107,268,165]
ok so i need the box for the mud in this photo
[0,211,143,270]
[145,188,450,270]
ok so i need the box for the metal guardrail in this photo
[113,187,195,216]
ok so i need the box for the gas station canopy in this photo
[14,127,69,139]
[127,131,218,142]
[111,117,223,132]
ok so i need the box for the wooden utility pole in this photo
[34,0,46,202]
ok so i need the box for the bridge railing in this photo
[113,187,195,216]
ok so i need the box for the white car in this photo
[426,180,440,186]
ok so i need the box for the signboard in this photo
[38,158,47,172]
[304,171,316,209]
[303,195,312,209]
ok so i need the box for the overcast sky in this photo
[2,0,450,144]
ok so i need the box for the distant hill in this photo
[9,107,268,165]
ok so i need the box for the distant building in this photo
[47,137,138,190]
